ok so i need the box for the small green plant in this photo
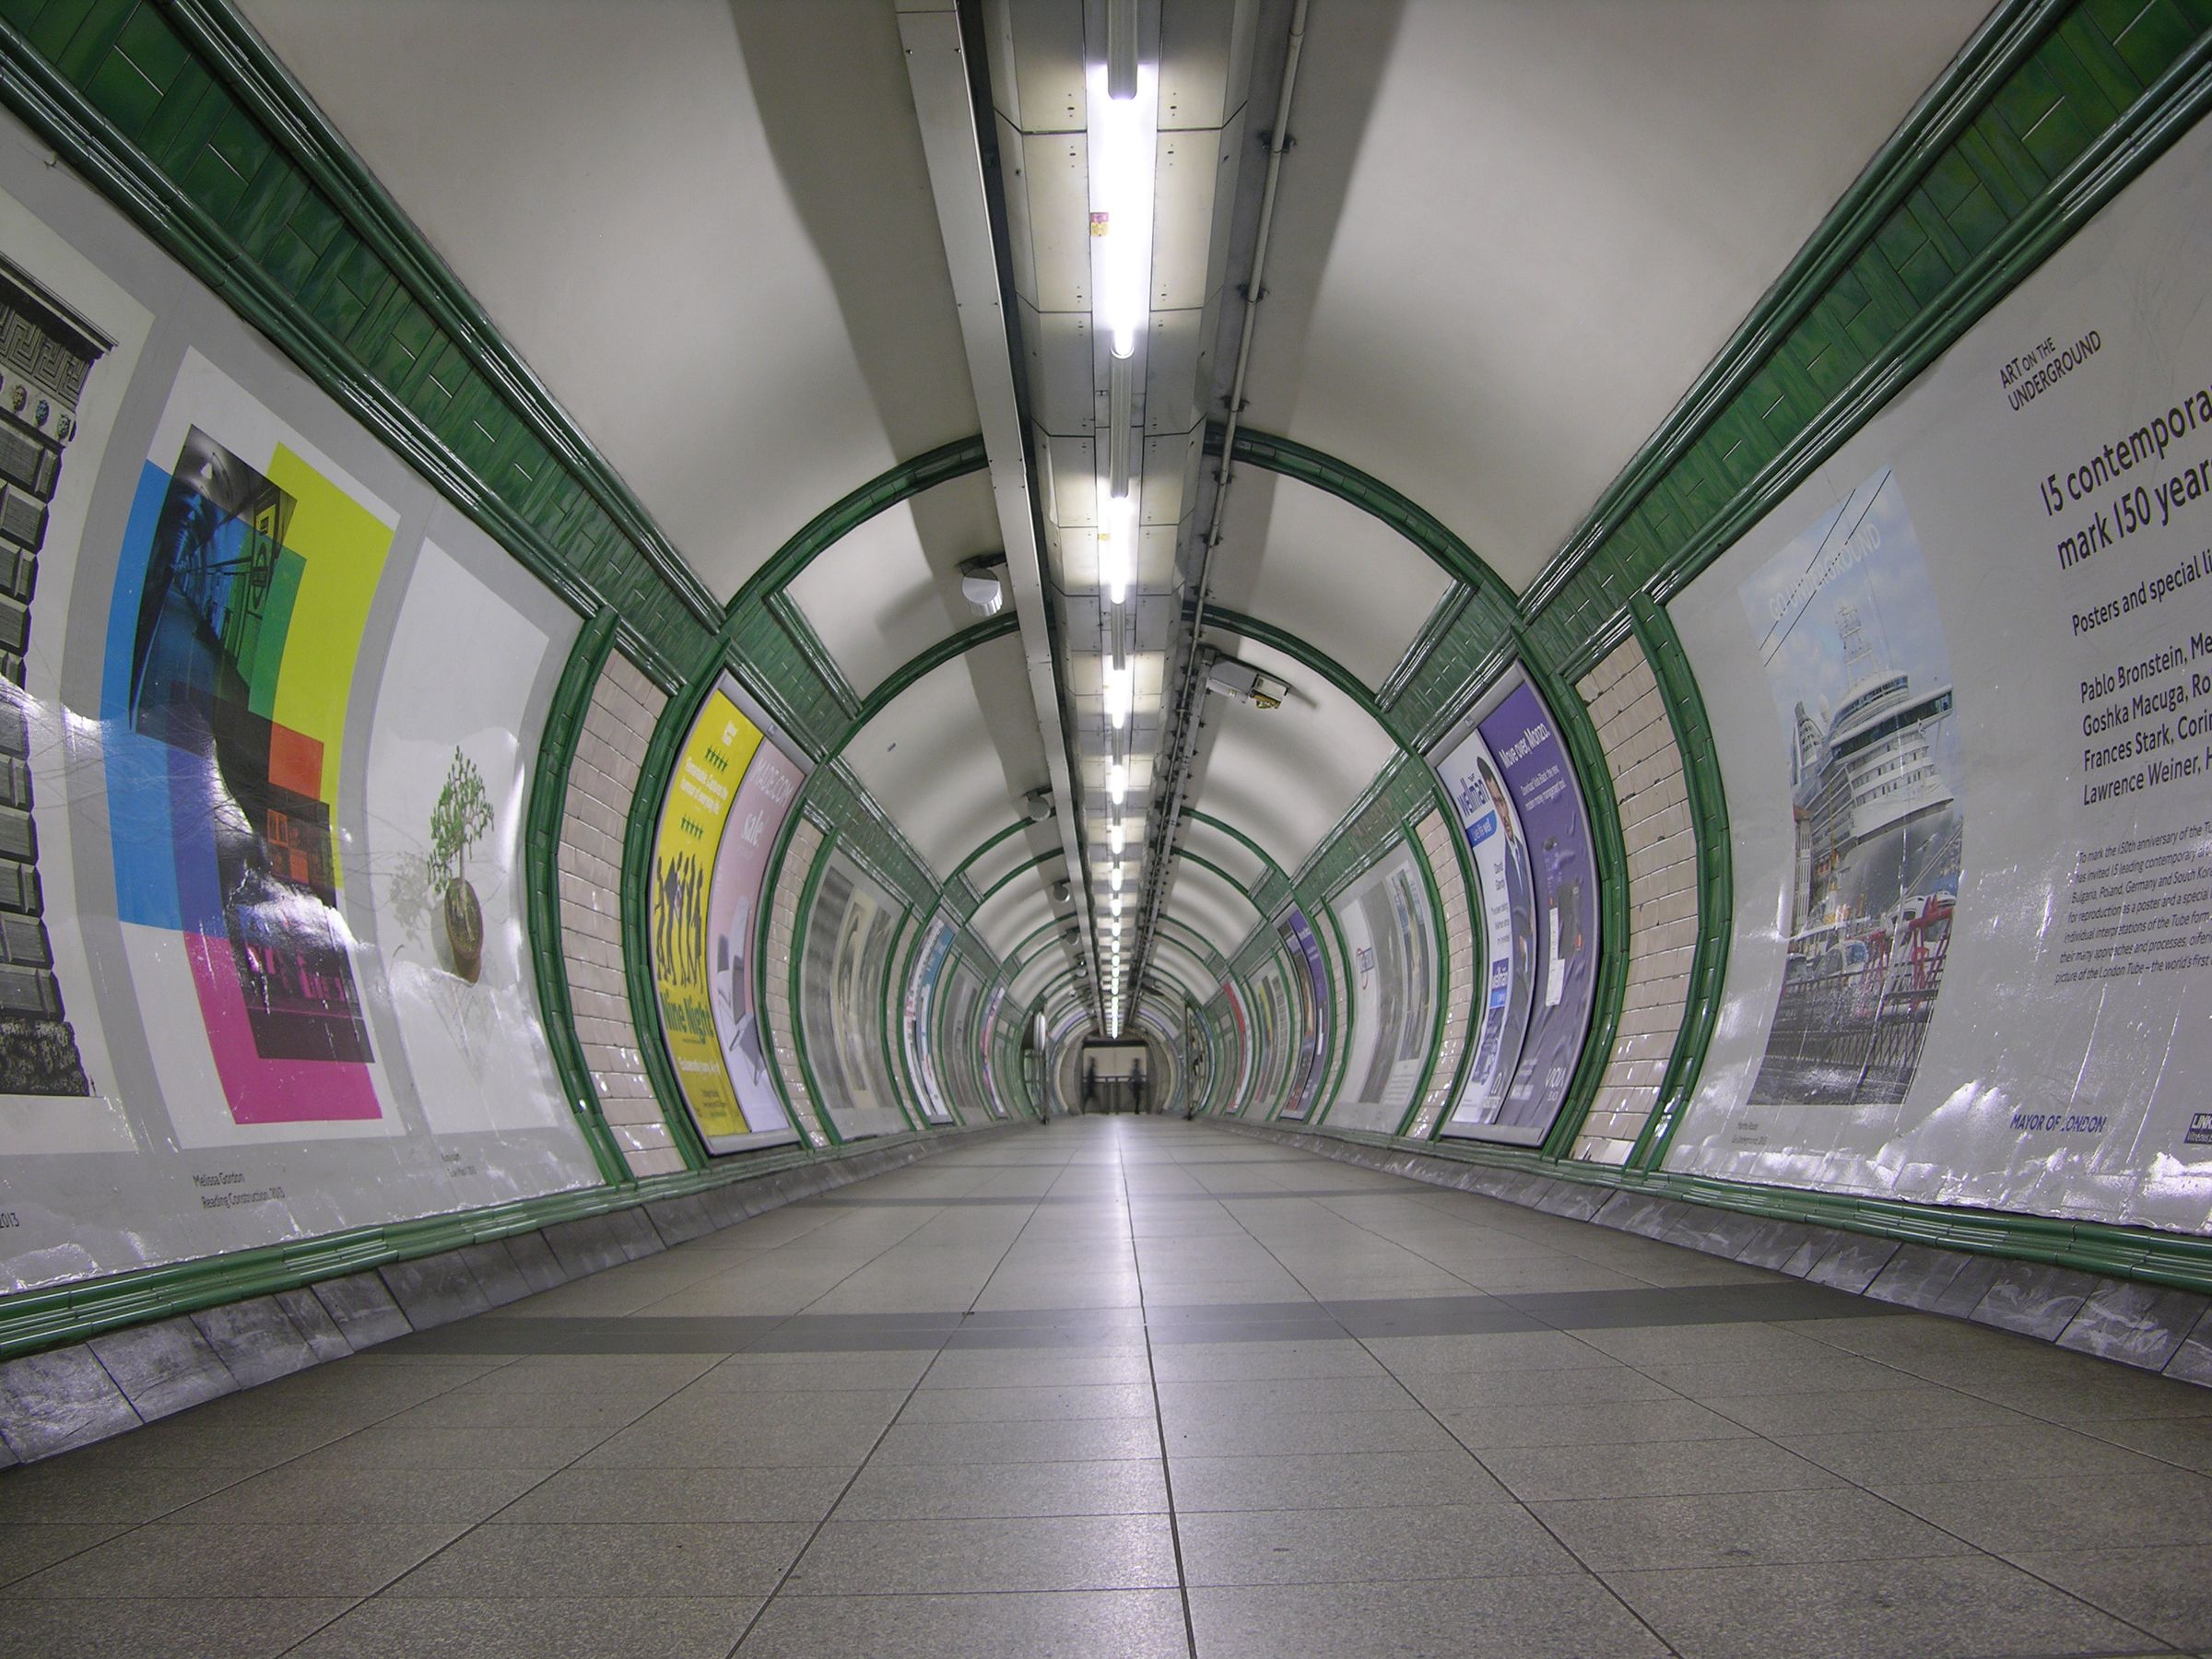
[429,747,492,894]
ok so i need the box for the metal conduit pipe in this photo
[1132,0,1310,986]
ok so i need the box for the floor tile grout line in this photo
[1124,1122,1203,1658]
[1192,1126,1695,1657]
[722,1128,1087,1655]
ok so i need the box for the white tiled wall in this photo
[1404,809,1473,1141]
[1572,639,1698,1165]
[558,651,683,1178]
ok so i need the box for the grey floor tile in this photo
[1877,1468,2212,1551]
[286,1596,759,1659]
[1531,1487,1975,1571]
[490,1465,852,1524]
[1180,1501,1581,1584]
[1394,1363,1677,1410]
[1601,1553,2159,1659]
[1478,1437,1845,1501]
[733,1588,1189,1658]
[0,1595,351,1658]
[1147,1339,1386,1382]
[387,1522,812,1599]
[1170,1449,1509,1511]
[1696,1385,2029,1438]
[689,1354,934,1392]
[2013,1543,2212,1649]
[0,1522,130,1587]
[783,1513,1178,1594]
[1161,1405,1460,1458]
[1361,1330,1615,1374]
[830,1456,1168,1519]
[1187,1574,1666,1658]
[896,1382,1153,1423]
[1154,1375,1415,1417]
[576,1417,883,1469]
[164,1464,548,1524]
[290,1422,616,1470]
[873,1417,1160,1465]
[5,1521,464,1599]
[0,1458,247,1524]
[1773,1421,2170,1487]
[920,1348,1154,1389]
[1433,1396,1752,1449]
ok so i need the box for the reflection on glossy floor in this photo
[4,1116,2212,1657]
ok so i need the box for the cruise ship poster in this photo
[1736,467,1963,1108]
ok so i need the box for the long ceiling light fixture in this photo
[1088,60,1158,363]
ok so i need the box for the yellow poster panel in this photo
[652,689,762,1140]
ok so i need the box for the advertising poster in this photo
[0,146,605,1293]
[980,983,1008,1117]
[1436,724,1536,1135]
[1477,681,1599,1145]
[1277,907,1328,1121]
[0,184,147,1161]
[1221,977,1253,1113]
[1665,113,2212,1230]
[364,540,575,1140]
[103,352,398,1141]
[1329,841,1437,1132]
[648,685,802,1153]
[902,912,958,1124]
[702,712,806,1151]
[1736,470,1961,1109]
[1249,958,1290,1116]
[801,848,906,1138]
[942,958,983,1120]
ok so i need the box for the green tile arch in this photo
[1520,0,2212,678]
[522,606,632,1187]
[0,0,725,687]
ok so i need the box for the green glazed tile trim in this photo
[523,607,631,1187]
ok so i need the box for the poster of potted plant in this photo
[429,747,493,984]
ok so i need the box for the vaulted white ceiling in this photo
[240,0,979,599]
[236,0,2005,1006]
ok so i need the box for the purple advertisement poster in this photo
[1471,680,1598,1146]
[1277,907,1329,1121]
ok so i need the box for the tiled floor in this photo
[5,1117,2212,1656]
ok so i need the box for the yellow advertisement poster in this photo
[652,688,761,1141]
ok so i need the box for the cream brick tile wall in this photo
[1403,810,1473,1140]
[1571,638,1698,1165]
[558,652,682,1178]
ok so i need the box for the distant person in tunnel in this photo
[1082,1058,1097,1114]
[1132,1055,1147,1115]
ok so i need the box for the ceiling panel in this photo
[1236,0,1992,588]
[841,633,1043,878]
[1206,472,1454,689]
[1159,856,1262,959]
[1183,636,1397,874]
[786,474,1002,697]
[241,0,978,599]
[974,875,1060,961]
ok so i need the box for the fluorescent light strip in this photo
[1088,64,1158,361]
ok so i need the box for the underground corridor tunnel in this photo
[5,1,2212,1655]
